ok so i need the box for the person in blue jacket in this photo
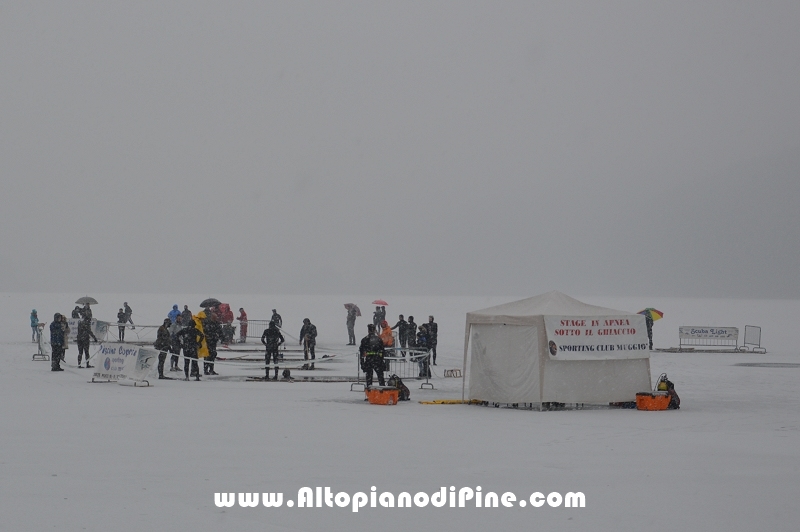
[168,304,181,324]
[30,309,39,342]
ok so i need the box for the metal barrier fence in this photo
[350,347,434,391]
[244,320,271,340]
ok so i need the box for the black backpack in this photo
[387,374,410,401]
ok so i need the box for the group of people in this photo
[350,307,439,381]
[155,304,226,381]
[43,310,98,372]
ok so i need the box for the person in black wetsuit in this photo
[76,317,98,368]
[154,318,172,379]
[359,324,386,387]
[176,320,204,381]
[203,311,222,375]
[261,321,285,380]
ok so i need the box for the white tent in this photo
[462,291,651,405]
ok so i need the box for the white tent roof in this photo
[466,290,630,325]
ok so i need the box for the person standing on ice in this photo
[237,308,248,343]
[168,315,183,372]
[176,318,204,381]
[122,302,135,329]
[299,318,317,370]
[168,304,180,324]
[261,321,285,380]
[50,313,65,371]
[346,306,357,345]
[391,315,408,357]
[645,313,654,350]
[117,308,126,341]
[359,324,386,387]
[271,309,282,329]
[406,316,418,350]
[372,306,381,329]
[154,318,172,379]
[202,311,221,375]
[427,316,438,365]
[76,316,97,368]
[30,309,39,342]
[181,305,193,327]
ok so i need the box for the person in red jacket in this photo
[237,308,248,343]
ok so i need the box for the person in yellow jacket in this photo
[194,311,210,360]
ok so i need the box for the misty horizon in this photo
[2,2,798,298]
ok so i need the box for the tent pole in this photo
[462,321,471,403]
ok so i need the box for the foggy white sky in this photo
[1,1,798,298]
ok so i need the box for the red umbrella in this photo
[344,303,362,317]
[372,299,388,306]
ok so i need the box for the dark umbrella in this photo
[75,296,98,305]
[344,303,362,317]
[200,298,222,308]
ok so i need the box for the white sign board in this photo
[678,327,738,340]
[92,343,157,382]
[544,315,650,360]
[67,319,109,341]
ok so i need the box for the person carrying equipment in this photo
[299,318,317,370]
[359,324,386,387]
[261,321,285,380]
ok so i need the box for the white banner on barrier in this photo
[67,319,109,341]
[678,326,738,340]
[544,315,650,360]
[92,343,157,382]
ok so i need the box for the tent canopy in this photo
[462,291,651,405]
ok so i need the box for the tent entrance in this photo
[468,324,540,404]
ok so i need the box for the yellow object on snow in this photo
[194,312,209,359]
[419,399,483,405]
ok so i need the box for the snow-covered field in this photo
[1,293,798,531]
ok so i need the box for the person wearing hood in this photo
[154,318,172,379]
[50,313,65,371]
[380,319,394,372]
[193,312,210,360]
[168,304,180,324]
[30,310,39,343]
[237,308,248,343]
[299,318,317,370]
[76,316,98,368]
[202,311,221,375]
[261,321,285,380]
[71,306,81,319]
[80,303,92,320]
[176,317,205,381]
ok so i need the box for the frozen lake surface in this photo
[1,293,798,531]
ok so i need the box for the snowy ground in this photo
[1,293,799,531]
